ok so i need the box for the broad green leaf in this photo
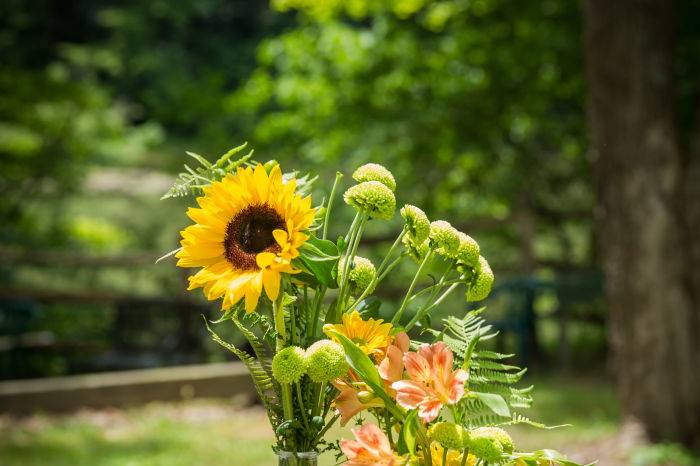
[298,235,340,288]
[510,449,595,466]
[397,409,418,455]
[472,391,511,417]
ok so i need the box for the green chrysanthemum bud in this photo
[429,220,461,258]
[456,232,480,267]
[305,340,349,382]
[466,256,494,302]
[352,163,396,191]
[468,433,504,463]
[400,204,430,244]
[338,256,377,295]
[403,236,430,263]
[272,346,307,384]
[343,181,396,220]
[428,422,468,450]
[470,427,514,454]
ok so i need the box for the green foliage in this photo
[203,317,282,433]
[161,143,254,199]
[424,310,548,429]
[294,235,341,288]
[630,443,699,466]
[233,0,591,270]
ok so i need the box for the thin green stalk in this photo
[377,227,407,273]
[289,302,296,345]
[273,288,286,352]
[442,447,449,466]
[345,228,407,312]
[310,285,326,338]
[322,172,343,240]
[337,213,368,311]
[384,410,395,449]
[392,248,434,325]
[295,381,309,429]
[405,282,460,332]
[311,413,339,445]
[416,421,433,466]
[344,211,361,245]
[312,381,327,418]
[377,254,404,282]
[460,448,470,466]
[404,263,455,330]
[407,278,463,303]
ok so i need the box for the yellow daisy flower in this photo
[175,163,315,313]
[324,310,393,358]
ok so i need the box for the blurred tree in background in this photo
[0,0,600,376]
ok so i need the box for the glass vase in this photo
[276,451,318,466]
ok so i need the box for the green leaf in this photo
[510,449,595,466]
[355,296,381,318]
[397,410,418,455]
[298,235,340,288]
[472,391,511,417]
[186,151,213,168]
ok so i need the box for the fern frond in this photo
[231,311,269,365]
[203,317,282,428]
[162,143,254,199]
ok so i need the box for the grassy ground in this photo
[0,375,686,466]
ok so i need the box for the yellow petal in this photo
[256,251,276,268]
[253,163,269,202]
[273,229,289,247]
[262,269,280,302]
[245,277,262,313]
[268,164,282,187]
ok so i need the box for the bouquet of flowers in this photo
[162,143,591,466]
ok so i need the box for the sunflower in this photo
[324,310,393,358]
[175,163,315,313]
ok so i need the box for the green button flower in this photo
[352,163,396,191]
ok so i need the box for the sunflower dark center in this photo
[224,204,285,270]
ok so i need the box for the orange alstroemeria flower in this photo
[391,342,468,423]
[332,379,384,426]
[378,332,410,394]
[340,423,406,466]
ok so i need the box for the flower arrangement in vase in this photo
[162,143,592,466]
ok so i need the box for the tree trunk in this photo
[583,0,700,450]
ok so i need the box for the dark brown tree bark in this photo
[583,0,700,450]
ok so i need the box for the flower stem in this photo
[405,282,460,332]
[416,421,433,466]
[310,285,326,339]
[273,291,286,353]
[312,381,327,418]
[442,447,449,466]
[281,383,294,420]
[460,448,470,466]
[311,413,339,445]
[407,278,463,303]
[337,212,368,311]
[391,248,433,326]
[345,228,407,313]
[377,254,404,282]
[322,172,343,240]
[295,381,309,429]
[404,263,455,331]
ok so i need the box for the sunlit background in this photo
[1,1,698,465]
